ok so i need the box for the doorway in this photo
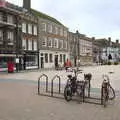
[41,57,44,68]
[54,55,58,68]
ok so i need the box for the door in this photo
[54,55,58,68]
[41,57,44,68]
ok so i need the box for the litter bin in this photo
[7,61,14,73]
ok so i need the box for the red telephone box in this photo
[7,61,14,73]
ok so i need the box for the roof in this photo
[31,9,63,26]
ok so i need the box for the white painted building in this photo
[101,47,120,62]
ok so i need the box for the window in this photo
[64,41,67,49]
[41,23,46,32]
[42,36,47,47]
[59,40,63,49]
[60,28,63,36]
[7,31,14,45]
[0,30,3,44]
[48,24,52,33]
[60,54,62,63]
[22,38,27,50]
[49,54,53,63]
[45,53,48,63]
[64,30,67,37]
[0,12,3,21]
[25,55,38,67]
[54,38,58,48]
[7,15,14,24]
[28,39,32,50]
[22,23,26,33]
[28,24,32,34]
[33,25,37,35]
[33,40,37,51]
[48,37,52,47]
[55,27,58,34]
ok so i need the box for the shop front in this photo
[23,52,39,70]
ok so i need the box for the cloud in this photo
[7,0,120,40]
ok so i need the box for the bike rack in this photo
[37,73,115,107]
[38,74,48,95]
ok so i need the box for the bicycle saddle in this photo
[67,75,72,78]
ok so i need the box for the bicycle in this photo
[64,68,92,102]
[101,74,115,107]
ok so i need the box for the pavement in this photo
[0,65,120,120]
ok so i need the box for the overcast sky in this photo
[7,0,120,41]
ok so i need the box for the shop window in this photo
[49,54,53,63]
[25,55,38,67]
[45,53,48,63]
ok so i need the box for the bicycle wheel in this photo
[64,85,72,101]
[101,87,108,107]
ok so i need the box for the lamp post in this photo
[76,30,80,68]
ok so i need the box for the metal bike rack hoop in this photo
[38,74,48,95]
[51,75,61,97]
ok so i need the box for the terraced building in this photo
[32,9,69,69]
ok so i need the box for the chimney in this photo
[116,39,119,44]
[108,37,112,46]
[23,0,31,11]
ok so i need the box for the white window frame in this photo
[28,39,32,50]
[22,38,27,50]
[7,31,14,45]
[41,23,46,32]
[64,30,67,37]
[54,38,58,48]
[59,40,63,49]
[33,25,37,35]
[55,26,58,35]
[42,36,47,47]
[48,24,52,33]
[22,22,26,33]
[48,37,52,47]
[28,24,32,34]
[33,40,37,51]
[64,41,67,49]
[7,15,14,24]
[60,28,63,36]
